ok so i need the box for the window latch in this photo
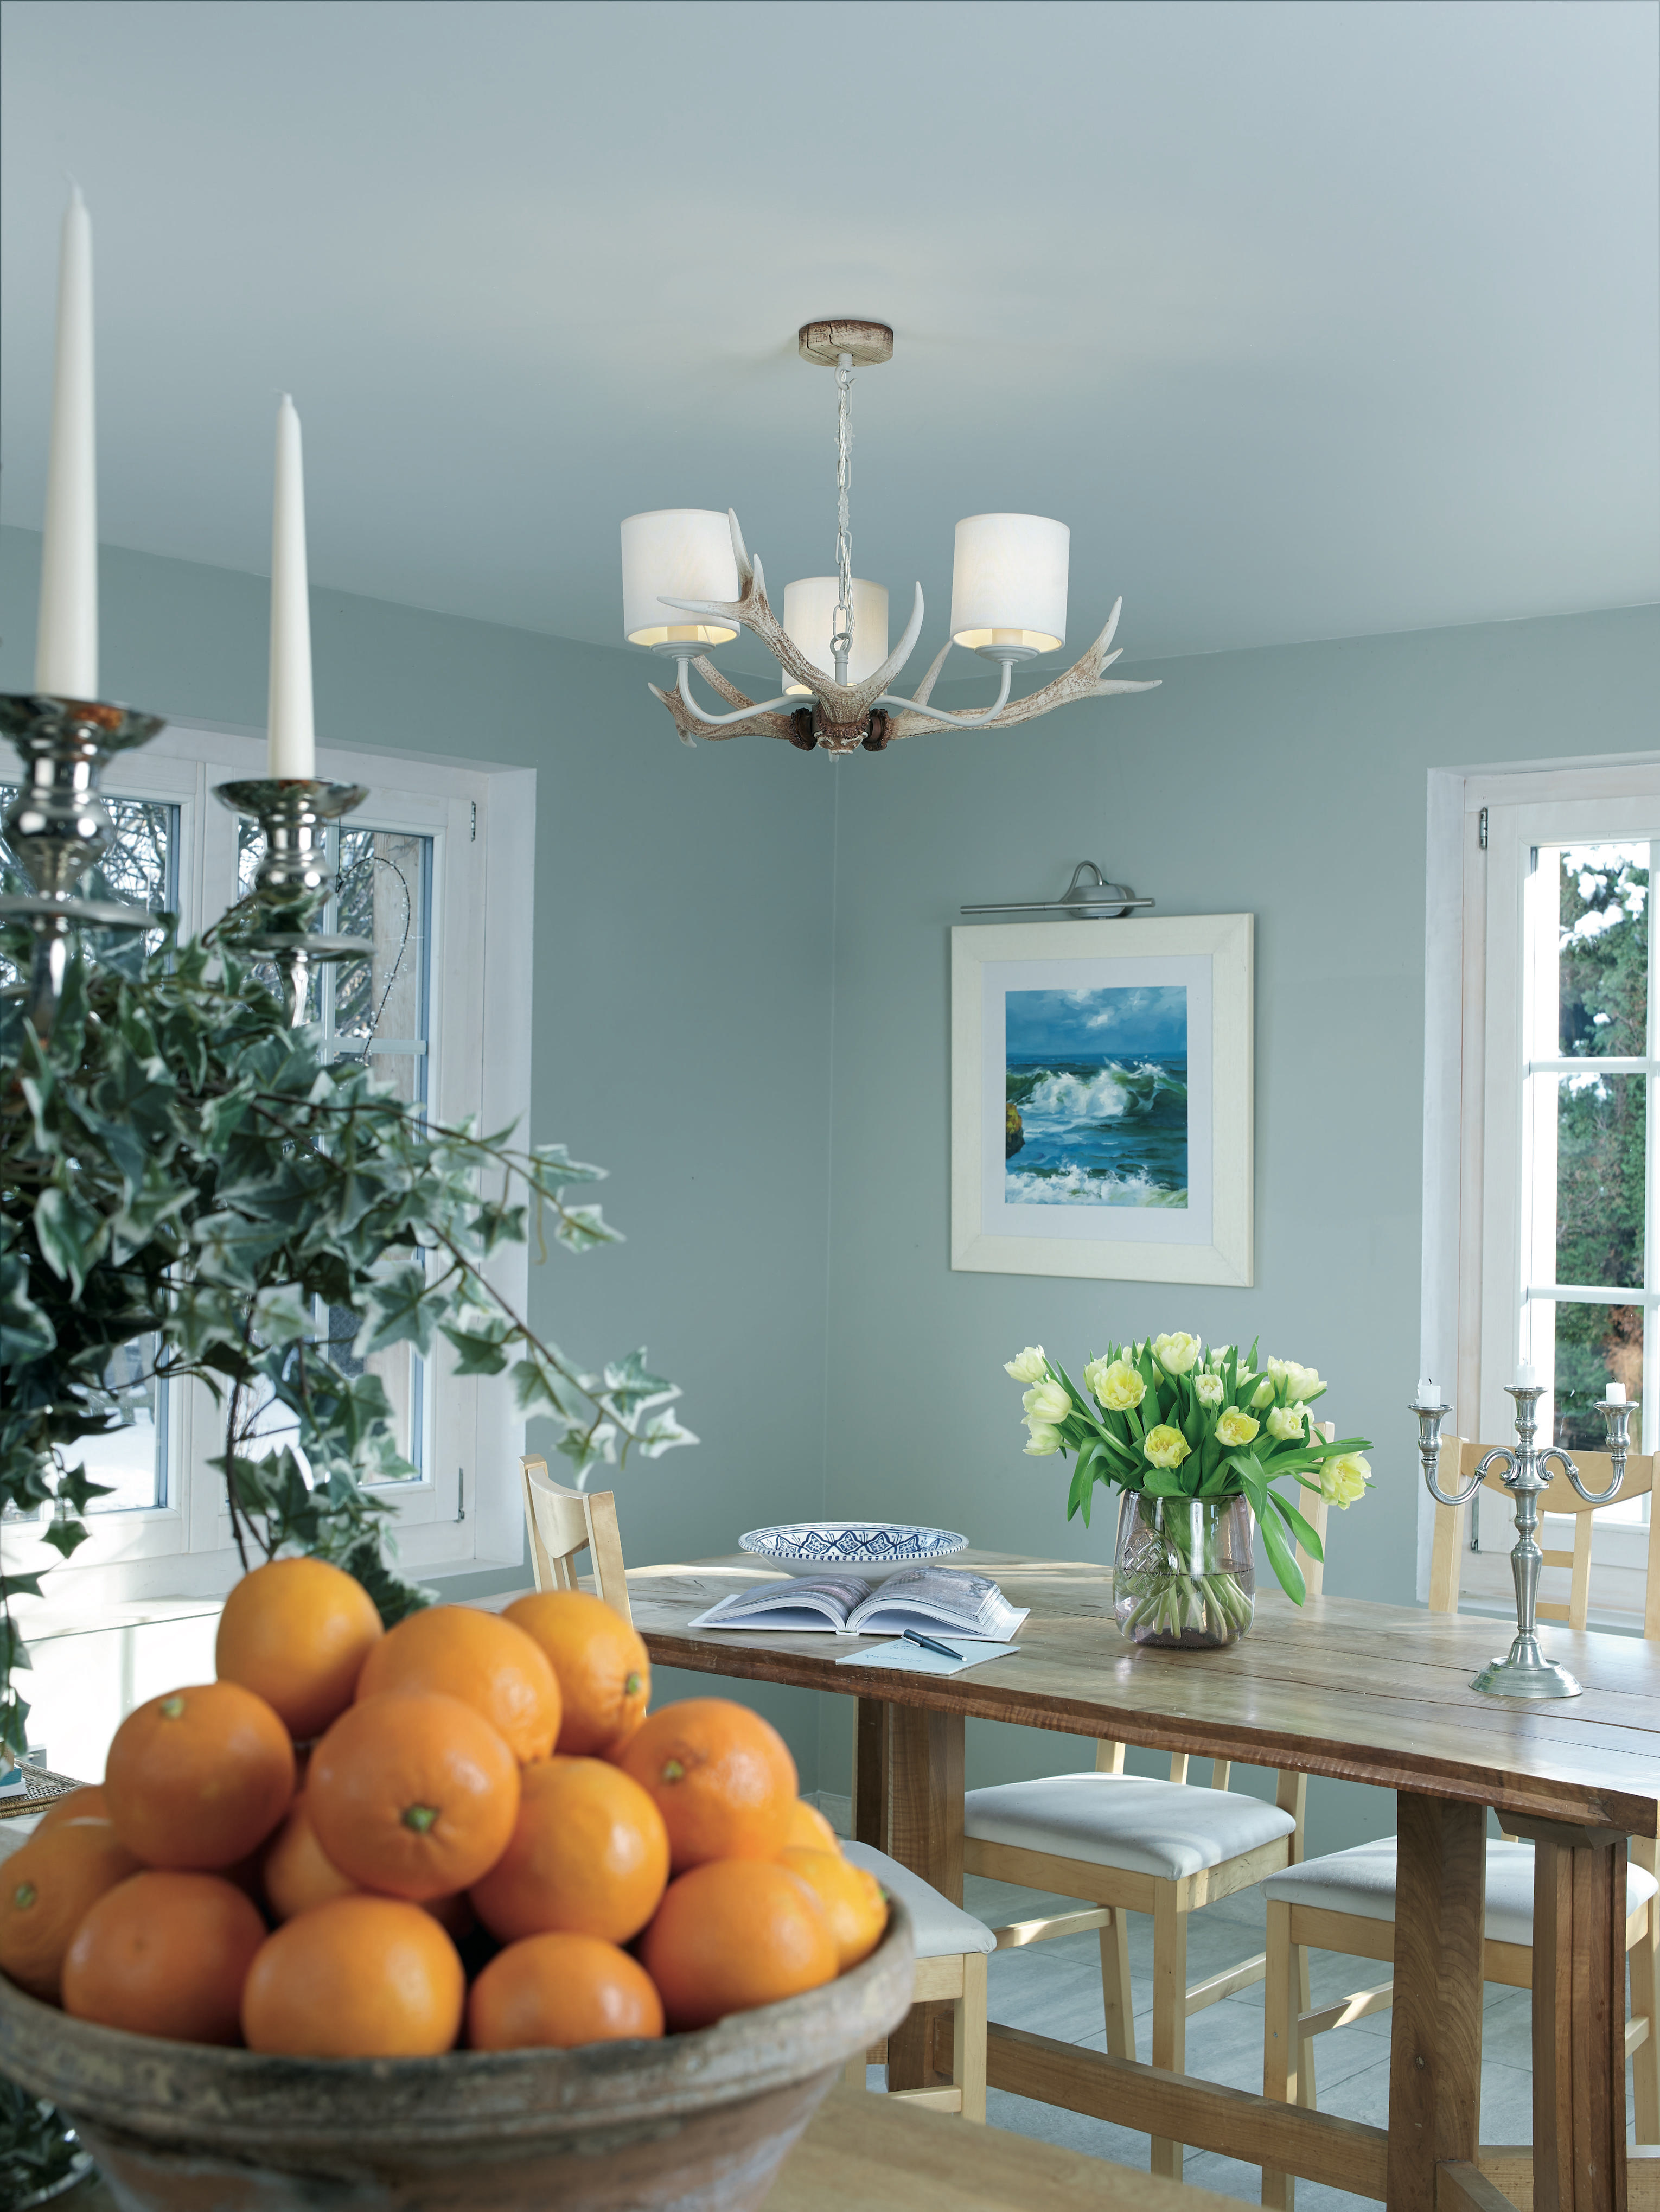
[1477,806,1488,851]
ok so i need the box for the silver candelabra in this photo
[1412,1382,1635,1697]
[213,779,372,1025]
[0,692,165,1037]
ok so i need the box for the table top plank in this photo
[626,1554,1660,1834]
[766,2086,1238,2211]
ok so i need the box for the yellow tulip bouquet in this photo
[1006,1334,1373,1646]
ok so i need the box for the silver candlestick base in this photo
[0,693,167,1038]
[1413,1384,1635,1698]
[213,778,372,1026]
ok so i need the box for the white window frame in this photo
[1419,750,1660,1624]
[2,718,535,1623]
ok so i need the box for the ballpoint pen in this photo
[902,1628,963,1662]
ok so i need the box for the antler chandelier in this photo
[620,320,1161,757]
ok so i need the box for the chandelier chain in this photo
[832,352,854,678]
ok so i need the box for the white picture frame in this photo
[950,914,1254,1286]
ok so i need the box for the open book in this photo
[688,1567,1027,1641]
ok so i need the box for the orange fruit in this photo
[216,1556,384,1741]
[641,1859,837,2031]
[470,1757,668,1945]
[777,1846,887,1972]
[242,1894,464,2057]
[617,1699,796,1872]
[307,1690,519,1901]
[356,1605,561,1764]
[468,1931,663,2051]
[502,1591,650,1756]
[35,1784,107,1834]
[782,1799,841,1856]
[0,1820,141,2000]
[62,1871,265,2044]
[261,1799,360,1921]
[105,1682,295,1870]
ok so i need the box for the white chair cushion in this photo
[1265,1835,1659,1948]
[962,1772,1297,1882]
[843,1842,997,1958]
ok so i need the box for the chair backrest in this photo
[520,1455,634,1625]
[1426,1435,1658,1639]
[1096,1425,1333,1796]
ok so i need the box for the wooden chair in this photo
[840,1842,994,2124]
[1260,1441,1660,2207]
[519,1454,634,1623]
[960,1454,1335,2182]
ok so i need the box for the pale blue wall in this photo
[5,523,1656,1844]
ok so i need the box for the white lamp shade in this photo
[621,509,740,648]
[780,577,890,693]
[949,513,1069,654]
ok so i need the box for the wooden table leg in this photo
[853,1698,890,1850]
[874,1702,965,2094]
[1385,1793,1486,2212]
[1527,1822,1629,2212]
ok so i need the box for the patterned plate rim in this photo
[738,1522,968,1559]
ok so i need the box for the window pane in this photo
[323,1305,423,1483]
[1558,843,1648,1057]
[1538,1298,1643,1452]
[332,830,432,1109]
[82,1336,168,1513]
[1554,1070,1645,1290]
[1,787,177,976]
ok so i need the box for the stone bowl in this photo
[0,1904,915,2211]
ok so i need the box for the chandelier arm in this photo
[674,659,802,726]
[872,658,1013,730]
[647,679,795,747]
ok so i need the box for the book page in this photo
[688,1573,872,1631]
[847,1570,1026,1640]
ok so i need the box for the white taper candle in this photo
[267,394,316,779]
[34,186,98,699]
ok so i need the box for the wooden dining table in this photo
[625,1550,1660,2212]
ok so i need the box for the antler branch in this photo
[884,600,1160,742]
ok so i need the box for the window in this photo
[1,720,534,1617]
[1421,756,1660,1620]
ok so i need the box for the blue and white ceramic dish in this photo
[738,1522,969,1565]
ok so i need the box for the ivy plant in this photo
[0,914,694,1764]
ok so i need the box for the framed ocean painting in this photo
[950,914,1253,1286]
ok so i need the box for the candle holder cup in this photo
[1412,1384,1635,1698]
[213,778,372,1025]
[0,691,167,1038]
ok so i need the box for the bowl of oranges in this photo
[0,1561,915,2211]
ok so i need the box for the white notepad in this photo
[834,1638,1021,1678]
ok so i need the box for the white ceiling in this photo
[2,0,1656,673]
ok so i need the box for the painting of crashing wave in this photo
[1004,985,1187,1208]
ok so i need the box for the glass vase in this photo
[1113,1492,1256,1649]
